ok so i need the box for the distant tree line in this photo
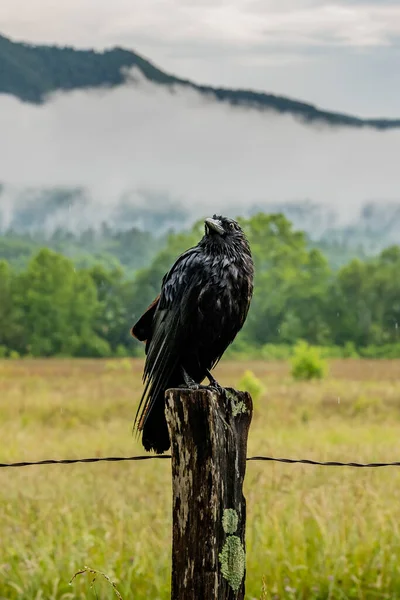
[0,225,163,274]
[1,213,400,359]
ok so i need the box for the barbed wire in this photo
[2,455,400,469]
[0,456,171,468]
[246,456,400,467]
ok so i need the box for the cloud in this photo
[245,3,400,48]
[0,76,399,234]
[2,0,400,50]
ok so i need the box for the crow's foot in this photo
[182,368,201,390]
[205,370,225,395]
[181,367,225,394]
[178,382,212,391]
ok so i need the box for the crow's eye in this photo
[229,222,235,230]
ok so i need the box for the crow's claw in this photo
[179,382,213,391]
[208,383,225,395]
[205,369,225,395]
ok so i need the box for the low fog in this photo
[1,73,399,235]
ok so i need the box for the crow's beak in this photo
[205,217,224,236]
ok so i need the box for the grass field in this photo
[1,358,400,599]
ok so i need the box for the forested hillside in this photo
[1,213,399,359]
[1,32,400,129]
[0,34,177,103]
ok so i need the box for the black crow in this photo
[131,215,254,453]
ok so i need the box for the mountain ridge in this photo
[1,32,400,129]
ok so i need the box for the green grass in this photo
[1,358,400,599]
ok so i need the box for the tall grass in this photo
[1,358,400,599]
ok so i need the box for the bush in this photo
[359,343,400,359]
[342,341,359,358]
[76,336,112,358]
[319,345,347,359]
[291,341,327,381]
[238,370,265,407]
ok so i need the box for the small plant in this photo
[238,370,264,406]
[342,341,359,358]
[260,576,268,600]
[290,341,327,381]
[70,566,123,599]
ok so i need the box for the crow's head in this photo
[202,215,251,259]
[204,215,243,238]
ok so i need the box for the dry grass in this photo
[1,358,400,599]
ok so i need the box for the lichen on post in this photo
[165,387,253,600]
[220,508,246,592]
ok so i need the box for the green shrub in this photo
[359,343,400,359]
[319,345,347,359]
[342,341,359,358]
[238,370,265,406]
[290,341,327,381]
[77,336,112,358]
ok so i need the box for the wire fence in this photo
[2,455,400,469]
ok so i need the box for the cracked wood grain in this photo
[165,387,252,600]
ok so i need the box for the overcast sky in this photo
[1,0,400,117]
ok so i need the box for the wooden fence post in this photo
[165,387,253,600]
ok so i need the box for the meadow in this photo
[1,358,400,599]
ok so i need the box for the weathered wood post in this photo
[165,387,253,600]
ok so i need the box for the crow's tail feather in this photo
[141,391,170,454]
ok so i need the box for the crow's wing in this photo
[193,267,253,370]
[131,295,160,342]
[134,247,206,431]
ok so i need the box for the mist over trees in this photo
[0,213,400,359]
[0,225,163,274]
[2,32,400,129]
